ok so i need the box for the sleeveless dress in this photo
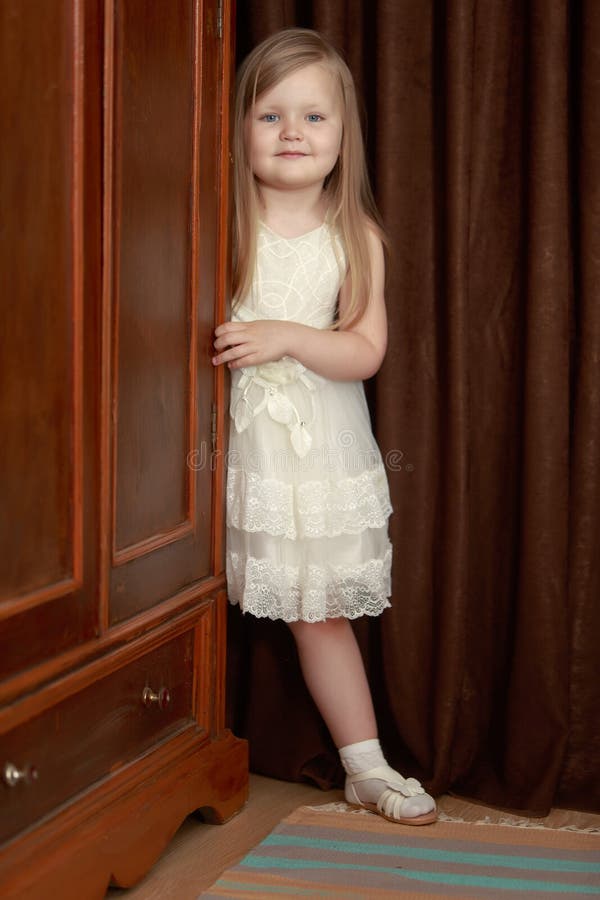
[226,221,393,622]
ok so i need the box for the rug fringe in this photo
[436,811,600,833]
[307,801,600,833]
[307,801,372,816]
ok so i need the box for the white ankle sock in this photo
[338,738,435,817]
[339,738,386,775]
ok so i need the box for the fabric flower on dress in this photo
[231,358,322,458]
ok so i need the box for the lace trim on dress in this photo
[297,468,392,537]
[227,470,295,540]
[227,466,393,539]
[227,545,392,623]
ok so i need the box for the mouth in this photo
[276,152,307,158]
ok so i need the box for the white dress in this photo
[226,221,393,622]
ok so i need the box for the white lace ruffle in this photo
[227,466,392,540]
[228,470,295,539]
[227,545,392,623]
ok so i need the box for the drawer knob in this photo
[2,762,39,788]
[142,686,171,709]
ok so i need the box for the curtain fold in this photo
[227,0,600,814]
[558,0,600,811]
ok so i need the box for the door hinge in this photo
[216,0,223,38]
[211,402,218,453]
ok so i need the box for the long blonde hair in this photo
[233,28,385,329]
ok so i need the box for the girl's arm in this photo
[212,227,387,381]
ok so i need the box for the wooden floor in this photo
[106,774,600,898]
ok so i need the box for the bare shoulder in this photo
[363,215,385,258]
[363,215,384,242]
[338,216,386,306]
[363,217,385,285]
[345,216,388,368]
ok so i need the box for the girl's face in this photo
[245,63,343,194]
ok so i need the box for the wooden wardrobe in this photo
[0,1,248,896]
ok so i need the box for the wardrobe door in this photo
[102,0,227,626]
[0,0,231,676]
[1,3,247,893]
[0,0,98,684]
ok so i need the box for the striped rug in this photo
[200,804,600,898]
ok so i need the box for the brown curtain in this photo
[226,0,600,815]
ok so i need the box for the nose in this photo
[279,117,302,141]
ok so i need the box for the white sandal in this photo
[345,764,437,825]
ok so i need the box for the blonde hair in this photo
[233,28,385,329]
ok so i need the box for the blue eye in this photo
[261,113,279,123]
[306,114,323,122]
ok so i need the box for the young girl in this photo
[212,27,436,826]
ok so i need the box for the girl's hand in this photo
[212,319,291,369]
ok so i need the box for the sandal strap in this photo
[345,765,425,797]
[377,788,425,818]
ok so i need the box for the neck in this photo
[257,183,328,232]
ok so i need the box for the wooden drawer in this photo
[0,631,196,843]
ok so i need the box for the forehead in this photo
[254,62,341,109]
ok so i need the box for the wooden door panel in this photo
[114,0,195,550]
[0,3,80,599]
[105,0,220,626]
[0,595,96,685]
[0,1,97,678]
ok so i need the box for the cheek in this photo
[325,128,343,160]
[321,121,342,153]
[248,130,271,161]
[246,142,264,175]
[251,150,271,180]
[245,122,265,161]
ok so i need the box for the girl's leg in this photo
[287,616,377,747]
[288,616,436,825]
